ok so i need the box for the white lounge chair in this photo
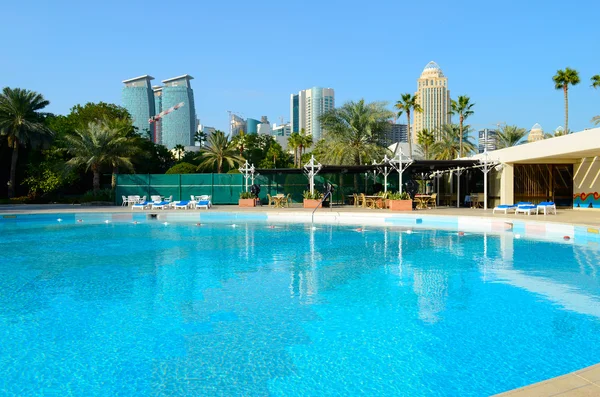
[493,204,517,214]
[196,195,212,210]
[515,202,537,215]
[132,201,153,210]
[174,201,191,210]
[536,201,556,215]
[121,195,129,206]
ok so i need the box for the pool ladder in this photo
[311,191,333,227]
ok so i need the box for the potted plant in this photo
[303,190,323,208]
[387,191,412,211]
[238,192,257,207]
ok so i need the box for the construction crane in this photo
[148,102,185,124]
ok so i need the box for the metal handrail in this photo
[311,191,332,226]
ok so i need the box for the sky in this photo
[2,0,599,137]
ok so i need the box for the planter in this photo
[303,199,322,209]
[238,198,257,207]
[388,199,412,211]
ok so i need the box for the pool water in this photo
[1,218,600,396]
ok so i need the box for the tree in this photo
[553,68,580,135]
[173,144,185,160]
[260,141,289,168]
[194,131,207,146]
[591,74,600,89]
[318,99,394,166]
[450,95,475,157]
[0,87,54,198]
[298,128,313,160]
[431,124,476,160]
[394,94,422,157]
[495,125,527,149]
[196,130,244,173]
[416,129,435,159]
[231,130,249,156]
[68,102,131,129]
[65,121,139,192]
[165,162,197,174]
[287,132,302,167]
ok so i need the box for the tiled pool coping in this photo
[2,205,600,395]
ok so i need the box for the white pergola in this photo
[239,160,256,192]
[389,149,413,194]
[303,155,322,195]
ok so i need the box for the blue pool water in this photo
[1,216,600,396]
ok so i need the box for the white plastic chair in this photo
[121,196,129,206]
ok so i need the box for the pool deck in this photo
[1,204,600,227]
[2,203,600,396]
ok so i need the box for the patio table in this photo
[414,194,431,209]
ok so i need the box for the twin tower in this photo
[122,75,196,149]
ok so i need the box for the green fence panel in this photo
[181,174,214,201]
[213,174,243,204]
[148,174,180,201]
[115,174,151,205]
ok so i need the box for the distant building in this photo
[272,123,292,137]
[381,122,408,147]
[246,118,260,134]
[414,62,451,142]
[230,114,246,137]
[160,75,196,149]
[528,123,544,142]
[122,75,156,137]
[478,129,498,153]
[290,87,335,140]
[257,116,272,135]
[152,86,163,143]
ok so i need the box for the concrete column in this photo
[500,164,514,204]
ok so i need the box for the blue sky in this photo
[2,0,599,136]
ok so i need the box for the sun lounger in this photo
[196,195,212,210]
[536,201,556,215]
[174,201,191,210]
[492,204,517,214]
[132,201,153,210]
[515,202,537,215]
[151,201,172,210]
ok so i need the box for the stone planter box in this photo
[388,199,412,211]
[303,199,322,209]
[238,198,257,207]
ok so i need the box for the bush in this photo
[165,162,197,174]
[388,191,411,200]
[302,190,323,200]
[239,192,254,199]
[80,189,113,203]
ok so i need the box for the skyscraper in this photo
[381,122,408,147]
[152,86,163,143]
[413,61,450,142]
[478,129,498,153]
[160,75,196,149]
[122,75,156,136]
[290,87,334,140]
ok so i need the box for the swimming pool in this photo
[1,215,600,396]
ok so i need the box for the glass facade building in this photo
[122,75,156,137]
[290,87,334,141]
[160,75,196,149]
[478,129,498,153]
[246,118,260,134]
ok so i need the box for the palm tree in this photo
[298,128,313,161]
[495,125,527,149]
[287,131,302,167]
[394,93,422,157]
[416,129,435,159]
[553,68,580,135]
[431,124,476,160]
[65,121,139,192]
[591,74,600,89]
[194,131,207,146]
[0,88,54,198]
[449,95,475,157]
[319,99,394,166]
[196,130,243,173]
[173,144,185,160]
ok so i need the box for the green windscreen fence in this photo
[115,172,400,205]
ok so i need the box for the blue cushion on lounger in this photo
[496,204,515,208]
[176,201,189,205]
[538,202,554,206]
[198,200,210,205]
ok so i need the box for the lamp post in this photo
[239,160,255,192]
[303,155,322,195]
[375,155,393,193]
[389,149,413,194]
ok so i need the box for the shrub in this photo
[388,191,411,200]
[165,162,197,174]
[302,190,323,200]
[80,189,113,203]
[239,192,254,199]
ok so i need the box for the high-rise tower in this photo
[413,62,450,141]
[160,75,196,149]
[290,87,334,141]
[122,75,156,136]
